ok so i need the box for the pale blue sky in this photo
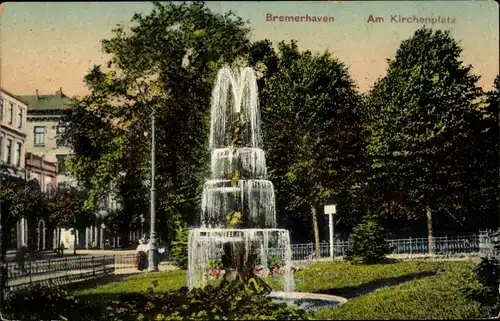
[1,1,498,96]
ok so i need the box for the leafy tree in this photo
[103,208,139,248]
[260,41,365,256]
[463,75,499,230]
[345,216,391,264]
[170,224,189,269]
[62,1,260,244]
[48,184,94,254]
[364,28,484,249]
[0,170,45,252]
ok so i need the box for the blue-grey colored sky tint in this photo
[1,1,498,96]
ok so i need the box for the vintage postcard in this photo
[0,1,498,320]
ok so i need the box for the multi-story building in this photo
[25,152,58,250]
[0,88,29,249]
[25,152,58,193]
[20,88,121,250]
[0,88,28,177]
[19,88,74,186]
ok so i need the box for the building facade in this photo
[21,88,122,250]
[20,88,74,186]
[24,152,58,250]
[25,152,58,193]
[0,88,29,249]
[0,89,28,177]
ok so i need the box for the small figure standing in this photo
[58,242,65,257]
[135,239,148,271]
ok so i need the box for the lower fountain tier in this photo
[187,228,295,292]
[201,179,276,228]
[210,147,267,180]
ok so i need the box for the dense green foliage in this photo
[61,1,278,244]
[170,224,189,269]
[3,284,99,321]
[260,40,366,251]
[0,170,92,252]
[11,279,309,320]
[105,280,310,320]
[345,217,390,264]
[48,183,94,230]
[363,28,496,238]
[463,229,500,317]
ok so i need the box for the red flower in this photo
[252,266,262,276]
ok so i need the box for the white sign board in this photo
[324,205,336,215]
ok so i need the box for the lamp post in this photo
[324,204,337,261]
[147,111,158,272]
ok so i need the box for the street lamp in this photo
[147,111,158,272]
[324,203,337,261]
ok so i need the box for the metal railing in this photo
[4,255,115,292]
[290,234,485,261]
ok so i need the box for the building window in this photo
[56,125,67,147]
[56,154,68,174]
[34,126,45,146]
[17,108,23,128]
[15,142,22,167]
[0,98,3,121]
[8,102,13,124]
[5,139,12,164]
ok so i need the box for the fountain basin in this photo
[270,291,347,313]
[187,228,295,292]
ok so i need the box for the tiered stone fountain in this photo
[186,64,346,313]
[187,65,295,293]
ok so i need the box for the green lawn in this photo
[72,260,482,320]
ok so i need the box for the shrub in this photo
[171,225,189,270]
[463,229,500,317]
[345,216,390,264]
[4,284,99,320]
[206,258,223,269]
[106,279,311,320]
[267,254,285,270]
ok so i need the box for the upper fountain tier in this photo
[211,147,267,180]
[209,66,263,151]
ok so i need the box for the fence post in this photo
[92,256,95,277]
[28,260,32,285]
[409,237,412,259]
[445,235,448,257]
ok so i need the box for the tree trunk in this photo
[311,205,320,259]
[426,204,434,255]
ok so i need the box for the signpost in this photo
[324,204,336,261]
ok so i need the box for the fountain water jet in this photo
[187,65,295,293]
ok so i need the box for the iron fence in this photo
[4,255,115,292]
[2,231,494,292]
[290,235,485,261]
